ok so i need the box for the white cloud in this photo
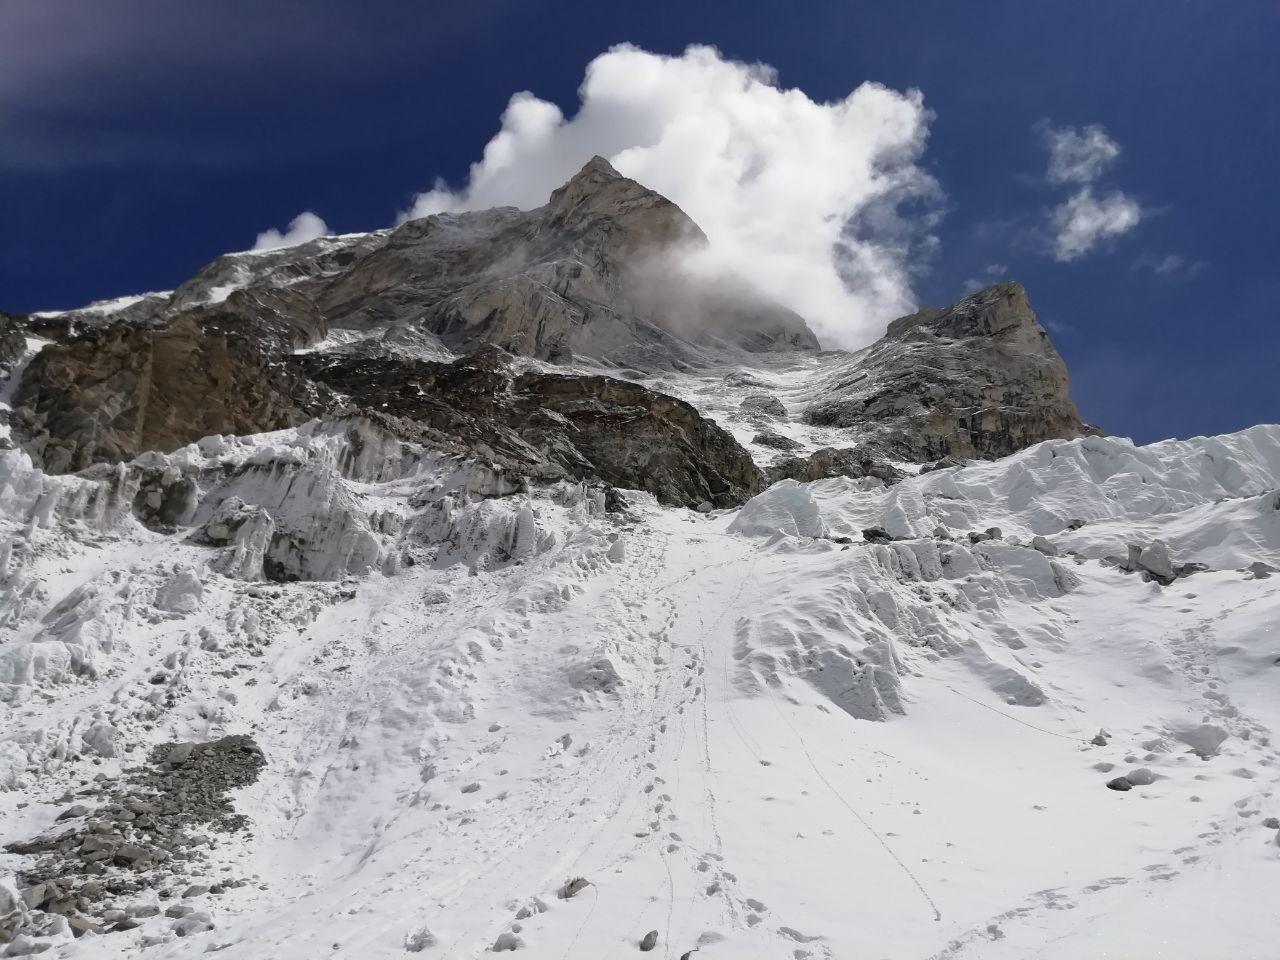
[404,43,941,348]
[1050,187,1142,262]
[1041,122,1122,185]
[253,211,329,251]
[1038,121,1142,261]
[1134,252,1206,280]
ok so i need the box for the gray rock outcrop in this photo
[805,283,1094,460]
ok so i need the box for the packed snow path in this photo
[3,424,1280,958]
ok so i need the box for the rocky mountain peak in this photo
[886,281,1050,354]
[545,155,707,252]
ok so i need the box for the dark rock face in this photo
[303,348,763,508]
[805,283,1093,461]
[766,446,905,486]
[0,311,25,378]
[11,289,324,473]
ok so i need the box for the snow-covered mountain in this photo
[2,160,1278,960]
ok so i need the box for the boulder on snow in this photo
[1030,535,1058,556]
[1126,767,1157,786]
[740,393,786,419]
[640,929,659,951]
[558,877,590,899]
[1170,722,1229,759]
[1136,540,1176,582]
[752,430,802,451]
[1246,561,1275,580]
[1105,776,1133,791]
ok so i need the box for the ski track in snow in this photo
[2,363,1280,958]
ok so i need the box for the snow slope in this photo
[2,393,1279,957]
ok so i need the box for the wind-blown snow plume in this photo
[253,211,329,251]
[405,44,941,348]
[1039,121,1142,261]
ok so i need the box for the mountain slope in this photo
[2,160,1277,960]
[2,348,1278,956]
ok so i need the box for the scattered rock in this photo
[1247,561,1276,580]
[1106,777,1133,792]
[862,527,897,545]
[752,431,801,452]
[172,911,214,937]
[1136,540,1175,582]
[404,926,438,952]
[1126,768,1157,786]
[1030,535,1058,556]
[558,877,590,900]
[492,931,523,951]
[640,929,659,952]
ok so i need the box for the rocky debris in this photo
[805,283,1094,461]
[492,931,524,951]
[1106,539,1204,585]
[129,463,199,530]
[920,455,970,473]
[302,347,763,509]
[968,527,1004,544]
[404,927,439,952]
[1105,776,1133,791]
[740,393,787,419]
[766,446,905,486]
[1090,730,1111,747]
[862,527,898,545]
[3,736,263,943]
[640,929,660,951]
[752,431,802,452]
[1246,561,1276,580]
[1263,817,1280,830]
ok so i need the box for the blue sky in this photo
[2,1,1275,442]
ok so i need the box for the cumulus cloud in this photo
[1041,122,1121,185]
[253,211,329,251]
[1039,121,1142,261]
[1050,188,1142,262]
[404,43,941,348]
